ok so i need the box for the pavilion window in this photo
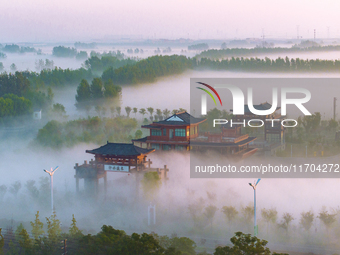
[163,129,166,136]
[151,129,162,136]
[175,129,186,137]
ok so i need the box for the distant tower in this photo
[314,29,316,41]
[297,25,300,40]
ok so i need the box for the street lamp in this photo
[249,178,261,236]
[44,166,59,213]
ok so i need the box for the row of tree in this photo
[11,54,340,92]
[23,55,134,88]
[84,55,136,74]
[197,56,340,71]
[0,210,288,255]
[101,55,193,85]
[197,44,340,59]
[28,67,93,87]
[1,44,36,53]
[0,94,32,118]
[188,43,209,51]
[86,105,184,121]
[0,72,53,120]
[75,78,121,108]
[35,116,139,148]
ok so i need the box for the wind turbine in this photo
[249,178,261,236]
[44,166,59,213]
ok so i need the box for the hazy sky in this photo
[1,0,340,42]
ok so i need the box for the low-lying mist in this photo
[1,137,340,252]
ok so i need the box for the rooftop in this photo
[146,111,206,126]
[86,142,155,156]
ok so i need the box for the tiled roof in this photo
[86,142,154,156]
[154,111,206,126]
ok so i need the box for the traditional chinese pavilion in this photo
[133,111,206,151]
[74,142,169,195]
[189,126,258,159]
[231,102,285,145]
[132,111,258,159]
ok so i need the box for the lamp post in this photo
[249,178,261,236]
[44,166,59,213]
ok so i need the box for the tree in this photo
[15,223,24,242]
[300,112,321,133]
[188,198,206,229]
[300,210,314,232]
[222,206,238,226]
[116,106,121,116]
[51,103,66,117]
[76,51,88,60]
[206,191,217,203]
[261,208,278,235]
[104,79,121,98]
[242,205,254,229]
[69,214,82,237]
[141,172,161,201]
[0,63,4,72]
[133,107,138,117]
[318,209,336,233]
[172,109,179,115]
[147,107,154,117]
[204,205,218,229]
[125,106,132,117]
[139,108,146,117]
[327,118,338,130]
[9,181,21,197]
[90,78,103,99]
[135,130,143,139]
[76,79,91,107]
[163,109,170,118]
[0,228,3,255]
[30,211,44,240]
[156,108,163,120]
[214,232,271,255]
[170,236,196,255]
[35,59,45,72]
[46,211,62,242]
[52,46,77,58]
[18,228,33,255]
[10,63,17,72]
[278,213,294,236]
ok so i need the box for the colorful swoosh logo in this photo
[196,82,223,106]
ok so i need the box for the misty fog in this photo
[1,42,340,254]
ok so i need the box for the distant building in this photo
[75,142,169,195]
[133,111,205,151]
[33,108,42,120]
[133,111,258,159]
[231,102,285,155]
